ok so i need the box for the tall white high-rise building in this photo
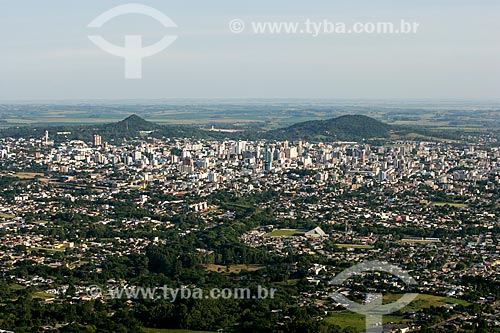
[93,134,102,147]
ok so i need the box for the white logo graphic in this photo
[88,3,178,79]
[228,19,245,34]
[330,260,418,333]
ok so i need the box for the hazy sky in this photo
[1,0,499,100]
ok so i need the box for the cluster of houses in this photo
[1,133,500,331]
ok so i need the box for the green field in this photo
[32,292,54,300]
[204,264,264,273]
[30,246,67,253]
[11,172,45,179]
[267,229,305,237]
[384,293,469,311]
[142,329,215,333]
[399,132,461,143]
[326,312,406,331]
[400,239,440,244]
[9,283,26,291]
[432,202,468,208]
[336,243,374,249]
[326,294,469,331]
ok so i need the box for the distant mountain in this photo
[115,114,158,131]
[0,114,393,143]
[98,115,218,141]
[0,114,211,143]
[101,114,159,137]
[265,115,391,141]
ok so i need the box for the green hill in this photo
[101,114,159,138]
[266,115,391,141]
[0,114,392,143]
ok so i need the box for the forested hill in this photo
[0,114,392,142]
[263,115,392,141]
[0,114,212,143]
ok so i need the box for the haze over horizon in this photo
[1,0,499,101]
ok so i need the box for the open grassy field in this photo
[9,283,26,291]
[3,117,119,125]
[142,329,215,333]
[383,293,469,311]
[399,239,440,244]
[11,172,45,179]
[432,202,468,208]
[397,132,462,143]
[326,312,406,331]
[2,102,500,130]
[326,294,469,331]
[32,291,55,300]
[204,264,265,273]
[7,285,54,301]
[267,229,305,237]
[29,246,67,253]
[335,243,374,249]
